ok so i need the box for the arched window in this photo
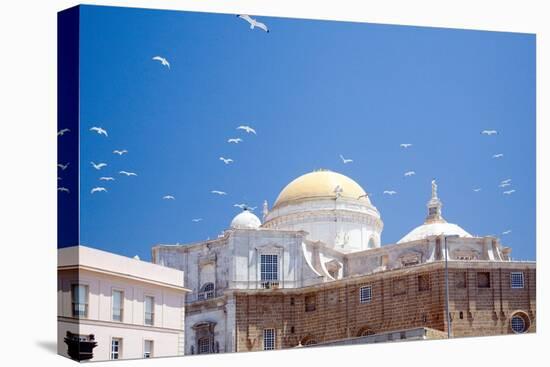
[198,283,215,301]
[368,237,376,249]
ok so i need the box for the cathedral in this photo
[152,170,536,354]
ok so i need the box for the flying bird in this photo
[113,149,128,155]
[152,56,170,68]
[473,188,482,192]
[58,128,70,136]
[503,190,516,195]
[404,171,416,177]
[340,154,353,164]
[163,195,175,200]
[192,218,203,222]
[57,187,70,193]
[99,177,115,181]
[481,130,498,136]
[90,161,107,170]
[220,157,234,164]
[90,126,108,137]
[499,183,511,188]
[211,190,227,195]
[400,143,413,148]
[492,153,504,159]
[383,190,397,195]
[91,187,107,194]
[502,230,512,235]
[234,203,247,209]
[237,15,269,32]
[119,171,137,176]
[237,125,256,134]
[227,138,243,144]
[57,162,70,170]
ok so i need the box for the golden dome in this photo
[273,170,369,207]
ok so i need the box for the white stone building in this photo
[152,169,519,354]
[58,245,190,361]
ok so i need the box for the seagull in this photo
[501,179,512,184]
[163,195,175,200]
[237,15,269,33]
[57,187,70,193]
[237,125,256,134]
[400,143,413,148]
[58,162,70,170]
[383,190,397,195]
[119,171,137,176]
[220,157,234,164]
[227,138,243,144]
[191,218,203,222]
[90,126,108,137]
[492,153,504,159]
[90,161,107,170]
[404,171,416,177]
[152,56,170,68]
[99,177,115,181]
[499,183,511,188]
[234,203,247,209]
[58,128,70,136]
[503,190,516,195]
[91,187,107,194]
[113,149,128,155]
[473,188,482,192]
[211,190,227,195]
[502,230,512,235]
[340,154,353,164]
[481,130,498,136]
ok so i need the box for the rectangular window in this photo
[477,272,491,288]
[305,294,316,312]
[455,272,467,288]
[359,285,372,303]
[263,328,275,350]
[510,272,524,289]
[418,274,430,292]
[144,296,154,326]
[260,254,279,288]
[112,290,124,322]
[144,340,153,358]
[198,337,210,354]
[111,338,122,360]
[71,284,88,318]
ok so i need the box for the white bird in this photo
[91,161,107,170]
[90,126,108,137]
[99,177,115,181]
[502,230,512,235]
[58,187,70,193]
[220,157,234,164]
[234,203,247,209]
[237,15,269,33]
[91,187,107,194]
[383,190,397,195]
[58,162,70,170]
[340,154,353,164]
[400,143,413,148]
[113,149,128,155]
[163,195,175,200]
[501,179,512,184]
[119,171,137,176]
[404,171,416,177]
[503,190,516,195]
[227,138,243,144]
[152,56,170,68]
[499,183,511,188]
[211,190,227,195]
[481,130,498,136]
[237,125,256,134]
[58,128,70,136]
[191,218,203,222]
[492,153,504,159]
[473,188,482,192]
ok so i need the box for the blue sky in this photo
[75,5,535,261]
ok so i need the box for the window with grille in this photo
[144,296,154,325]
[143,340,153,358]
[263,328,275,350]
[510,272,524,289]
[71,284,88,318]
[511,315,526,333]
[359,286,372,303]
[198,283,215,300]
[111,338,122,360]
[260,254,279,288]
[112,290,124,322]
[198,337,211,354]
